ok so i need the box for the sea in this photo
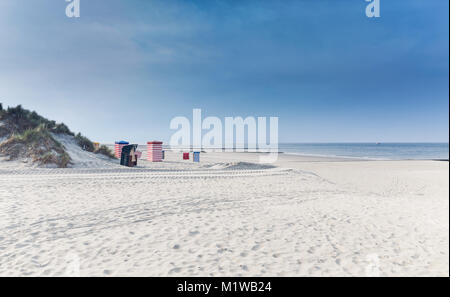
[279,143,449,160]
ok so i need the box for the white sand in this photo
[0,147,448,277]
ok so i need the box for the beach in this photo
[0,150,448,277]
[1,0,448,281]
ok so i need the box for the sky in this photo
[0,0,448,143]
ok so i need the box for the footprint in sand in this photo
[103,269,113,275]
[251,244,260,251]
[169,267,182,274]
[189,231,200,236]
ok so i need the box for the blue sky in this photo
[0,0,448,143]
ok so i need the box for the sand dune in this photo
[53,134,118,169]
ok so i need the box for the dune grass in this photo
[74,133,95,152]
[0,104,74,136]
[0,125,72,168]
[0,104,116,162]
[95,145,116,159]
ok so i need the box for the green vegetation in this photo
[0,104,116,166]
[0,125,72,168]
[75,133,95,152]
[73,133,116,159]
[95,145,116,159]
[0,105,75,137]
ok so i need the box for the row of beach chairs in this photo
[114,141,200,167]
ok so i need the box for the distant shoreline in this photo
[102,143,450,162]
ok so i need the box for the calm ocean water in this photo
[279,143,449,160]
